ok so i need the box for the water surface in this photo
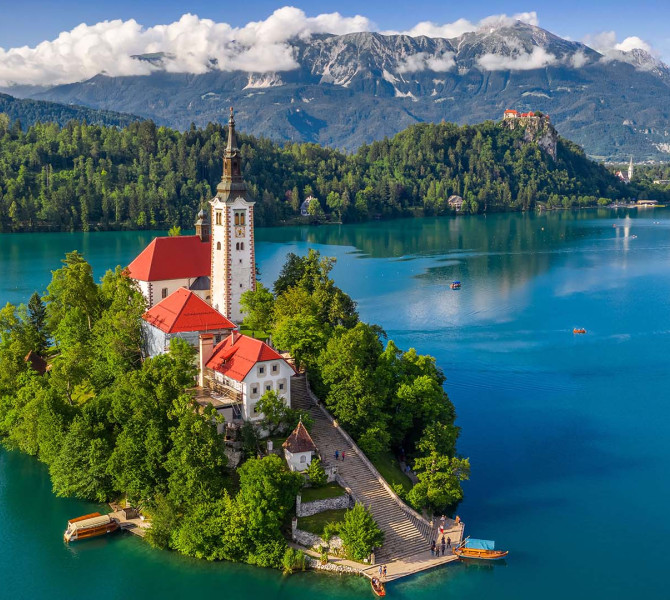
[1,209,669,599]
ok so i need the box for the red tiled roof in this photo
[127,236,211,281]
[142,288,234,334]
[206,333,290,382]
[283,421,317,453]
[504,109,518,114]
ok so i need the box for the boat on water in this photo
[450,281,461,290]
[64,512,119,542]
[371,578,386,597]
[573,328,587,334]
[454,538,508,561]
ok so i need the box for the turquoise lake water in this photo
[1,209,670,599]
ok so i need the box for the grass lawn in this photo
[297,509,348,536]
[370,451,413,494]
[301,482,347,502]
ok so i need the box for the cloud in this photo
[396,51,455,73]
[0,8,374,86]
[584,30,655,56]
[477,46,557,71]
[570,50,589,68]
[394,12,539,38]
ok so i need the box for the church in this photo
[127,108,293,423]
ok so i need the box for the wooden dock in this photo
[108,505,151,538]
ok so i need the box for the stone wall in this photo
[306,558,360,576]
[296,491,352,517]
[292,518,344,552]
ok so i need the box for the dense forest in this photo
[1,113,663,233]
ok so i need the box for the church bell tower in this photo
[210,107,256,323]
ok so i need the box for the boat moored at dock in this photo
[573,328,587,334]
[454,538,508,561]
[64,512,119,542]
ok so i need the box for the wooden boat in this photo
[573,328,587,334]
[64,512,119,542]
[450,281,461,290]
[454,538,508,561]
[371,578,386,597]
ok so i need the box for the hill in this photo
[6,22,670,161]
[1,112,656,233]
[0,93,138,129]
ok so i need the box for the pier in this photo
[291,375,465,582]
[108,504,151,538]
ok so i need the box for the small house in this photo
[300,196,315,217]
[448,195,464,211]
[283,421,317,472]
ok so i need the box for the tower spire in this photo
[218,105,245,192]
[628,156,634,182]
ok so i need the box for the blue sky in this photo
[1,0,668,55]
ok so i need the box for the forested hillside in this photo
[0,93,137,130]
[0,113,656,233]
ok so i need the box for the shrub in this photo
[282,547,307,575]
[306,458,327,487]
[338,503,384,561]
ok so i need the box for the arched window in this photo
[240,242,244,251]
[216,242,221,250]
[234,212,240,226]
[235,242,239,251]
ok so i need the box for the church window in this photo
[252,385,258,395]
[234,212,240,226]
[240,283,243,288]
[259,366,265,374]
[234,210,246,226]
[266,384,272,391]
[300,455,307,463]
[279,383,284,391]
[240,242,244,251]
[215,211,222,226]
[161,288,168,299]
[217,242,221,250]
[239,259,242,264]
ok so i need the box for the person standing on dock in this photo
[441,537,446,556]
[430,540,436,556]
[383,565,387,579]
[378,565,383,577]
[447,536,451,549]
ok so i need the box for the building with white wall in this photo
[210,108,256,323]
[283,421,317,472]
[199,331,294,424]
[142,288,234,358]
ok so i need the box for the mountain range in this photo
[3,22,670,161]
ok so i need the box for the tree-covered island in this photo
[0,249,468,570]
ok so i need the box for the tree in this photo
[358,426,391,458]
[240,282,275,335]
[339,503,385,561]
[408,454,470,512]
[26,292,48,355]
[168,225,181,237]
[306,458,327,487]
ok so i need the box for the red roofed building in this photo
[142,288,234,357]
[199,332,294,423]
[503,109,519,119]
[128,228,211,308]
[283,421,317,472]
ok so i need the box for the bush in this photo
[282,547,307,575]
[306,458,327,487]
[338,503,384,561]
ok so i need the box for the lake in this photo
[1,209,669,599]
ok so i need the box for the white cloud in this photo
[397,51,455,73]
[584,30,655,56]
[477,46,557,71]
[570,50,589,68]
[0,8,374,86]
[395,11,538,38]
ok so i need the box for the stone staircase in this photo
[291,375,435,562]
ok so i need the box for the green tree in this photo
[240,282,275,335]
[168,225,182,237]
[26,292,48,355]
[408,454,470,512]
[306,457,327,487]
[339,503,385,561]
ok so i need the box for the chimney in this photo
[230,329,238,345]
[199,333,215,387]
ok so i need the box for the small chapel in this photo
[127,108,293,424]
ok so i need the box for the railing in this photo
[204,370,243,404]
[303,376,434,543]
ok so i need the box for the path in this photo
[291,375,463,570]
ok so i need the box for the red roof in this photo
[127,236,211,281]
[142,288,234,334]
[206,333,290,382]
[283,421,317,453]
[504,109,519,114]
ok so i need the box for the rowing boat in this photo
[371,578,386,597]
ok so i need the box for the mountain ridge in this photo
[3,22,670,160]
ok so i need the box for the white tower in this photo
[628,156,634,182]
[210,108,256,323]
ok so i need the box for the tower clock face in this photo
[235,226,245,238]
